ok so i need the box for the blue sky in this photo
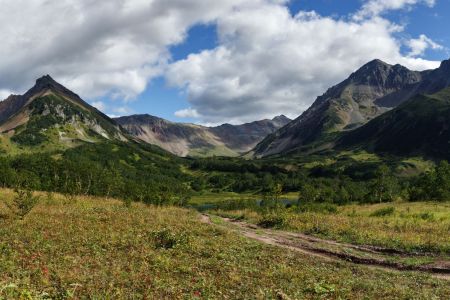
[108,0,450,124]
[0,0,448,125]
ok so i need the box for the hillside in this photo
[0,76,193,201]
[0,75,126,152]
[253,59,450,157]
[338,87,450,159]
[115,114,290,157]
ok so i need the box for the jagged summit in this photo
[24,75,86,106]
[29,75,66,95]
[36,74,57,85]
[252,58,431,157]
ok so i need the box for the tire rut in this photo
[200,214,450,280]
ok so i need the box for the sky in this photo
[0,0,449,125]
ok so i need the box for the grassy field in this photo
[211,201,450,255]
[0,189,449,299]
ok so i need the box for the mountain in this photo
[115,114,291,157]
[253,59,450,157]
[337,87,450,160]
[0,75,126,151]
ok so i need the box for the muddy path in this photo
[200,214,450,280]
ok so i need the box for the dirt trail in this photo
[200,214,450,280]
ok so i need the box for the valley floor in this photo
[0,189,449,299]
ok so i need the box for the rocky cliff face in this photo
[115,114,291,157]
[252,59,449,157]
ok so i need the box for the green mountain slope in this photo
[0,75,127,153]
[338,87,450,159]
[0,76,192,202]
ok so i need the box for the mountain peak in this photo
[272,115,291,124]
[36,74,56,84]
[354,59,392,74]
[32,74,65,93]
[365,59,390,67]
[439,58,450,71]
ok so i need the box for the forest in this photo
[1,139,450,207]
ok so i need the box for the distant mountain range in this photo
[253,58,450,160]
[1,58,450,160]
[115,114,290,157]
[0,76,290,157]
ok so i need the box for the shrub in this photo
[122,197,133,208]
[370,207,395,217]
[257,213,285,228]
[149,229,188,249]
[414,212,435,221]
[6,189,39,220]
[297,203,338,214]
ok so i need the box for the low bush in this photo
[370,207,395,217]
[258,213,285,228]
[149,229,189,249]
[414,212,435,221]
[5,189,39,220]
[297,203,338,214]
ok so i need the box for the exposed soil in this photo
[200,214,450,280]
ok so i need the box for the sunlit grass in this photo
[212,201,450,254]
[0,189,448,299]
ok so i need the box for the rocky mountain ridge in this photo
[115,114,291,157]
[253,58,450,157]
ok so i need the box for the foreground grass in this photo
[212,201,450,255]
[0,190,449,299]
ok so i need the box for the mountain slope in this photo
[0,76,192,200]
[337,87,450,159]
[253,59,442,157]
[0,75,126,152]
[115,114,291,157]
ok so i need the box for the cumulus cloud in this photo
[0,0,252,99]
[0,0,444,124]
[355,0,436,20]
[174,108,200,118]
[407,34,444,57]
[166,2,442,124]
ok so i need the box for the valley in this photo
[1,59,450,299]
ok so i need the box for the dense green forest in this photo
[0,142,192,205]
[1,136,450,206]
[189,156,450,204]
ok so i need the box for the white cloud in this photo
[355,0,436,20]
[0,0,443,125]
[0,0,253,100]
[91,101,107,111]
[0,90,13,101]
[113,106,132,115]
[407,34,443,57]
[174,108,200,118]
[166,2,441,124]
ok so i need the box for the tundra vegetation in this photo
[0,189,449,299]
